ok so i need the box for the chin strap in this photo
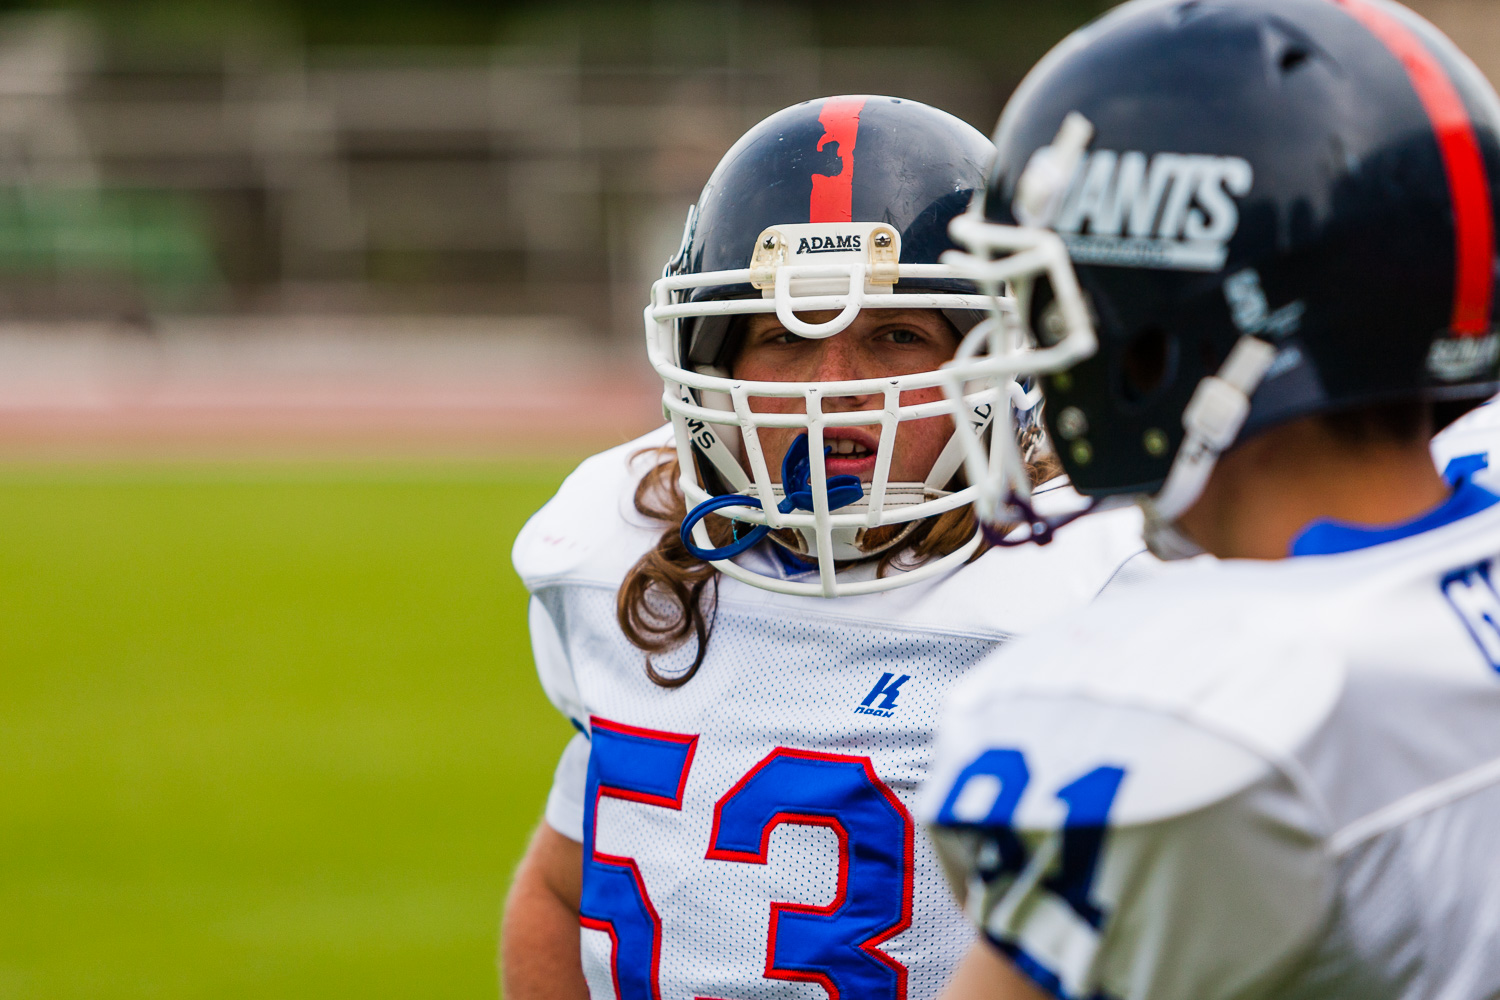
[982,488,1099,547]
[1138,334,1279,560]
[976,335,1276,555]
[680,434,864,562]
[1139,513,1208,561]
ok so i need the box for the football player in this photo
[501,96,1151,1000]
[919,2,1500,999]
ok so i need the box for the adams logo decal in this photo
[1048,150,1253,272]
[797,234,862,254]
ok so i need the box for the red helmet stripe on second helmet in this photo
[1334,0,1495,336]
[809,96,867,223]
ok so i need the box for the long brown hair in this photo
[616,447,1062,688]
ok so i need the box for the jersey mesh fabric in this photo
[544,733,590,839]
[552,582,992,1000]
[924,499,1500,1000]
[515,427,1151,1000]
[1303,776,1500,1000]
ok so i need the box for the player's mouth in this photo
[822,429,880,477]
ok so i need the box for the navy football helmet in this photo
[942,0,1500,551]
[647,95,1011,596]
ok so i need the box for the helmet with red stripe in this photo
[940,0,1500,548]
[647,95,1007,597]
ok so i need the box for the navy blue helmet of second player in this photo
[942,0,1500,545]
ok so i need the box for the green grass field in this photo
[0,460,580,999]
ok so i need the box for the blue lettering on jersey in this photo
[1443,560,1500,670]
[855,673,910,717]
[1444,451,1490,487]
[932,748,1127,1000]
[581,719,698,1000]
[708,749,913,1000]
[581,721,914,1000]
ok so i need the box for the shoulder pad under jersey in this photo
[933,562,1345,824]
[512,425,675,592]
[879,500,1152,639]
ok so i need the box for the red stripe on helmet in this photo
[1334,0,1494,336]
[809,97,866,223]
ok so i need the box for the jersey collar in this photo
[1289,477,1500,557]
[769,542,818,576]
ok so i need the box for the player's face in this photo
[731,308,960,484]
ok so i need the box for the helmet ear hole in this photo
[687,312,750,372]
[1118,325,1178,406]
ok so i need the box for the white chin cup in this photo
[1138,334,1278,558]
[767,484,940,561]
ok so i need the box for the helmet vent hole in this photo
[1171,1,1208,25]
[1280,47,1309,72]
[1119,326,1176,404]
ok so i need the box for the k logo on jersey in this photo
[854,672,910,718]
[1048,149,1253,272]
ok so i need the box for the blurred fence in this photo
[3,1,1499,334]
[0,1,1496,456]
[0,6,1007,455]
[0,10,996,338]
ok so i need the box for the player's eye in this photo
[885,328,923,345]
[749,326,801,346]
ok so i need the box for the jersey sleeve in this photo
[528,595,587,729]
[922,696,1335,1000]
[544,732,590,843]
[512,426,674,733]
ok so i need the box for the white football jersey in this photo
[1433,396,1500,489]
[922,478,1500,1000]
[513,427,1152,1000]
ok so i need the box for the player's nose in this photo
[808,332,880,409]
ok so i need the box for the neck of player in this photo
[1175,414,1450,561]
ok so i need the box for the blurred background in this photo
[1,0,1497,997]
[0,0,1123,458]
